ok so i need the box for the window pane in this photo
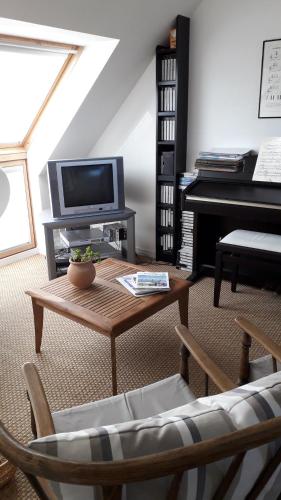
[0,46,68,144]
[0,164,32,252]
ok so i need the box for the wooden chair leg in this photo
[26,391,37,439]
[238,331,252,385]
[178,291,190,383]
[102,485,122,500]
[231,259,239,293]
[214,250,223,307]
[110,337,118,396]
[179,343,190,384]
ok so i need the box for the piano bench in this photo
[213,229,281,307]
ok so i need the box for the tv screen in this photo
[62,163,114,207]
[47,156,125,218]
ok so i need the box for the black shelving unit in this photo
[155,15,190,264]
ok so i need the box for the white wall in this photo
[188,0,281,169]
[0,0,201,159]
[3,0,280,259]
[91,0,281,259]
[91,59,156,257]
[0,17,119,256]
[0,0,201,261]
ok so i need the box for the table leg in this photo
[110,337,117,395]
[32,299,44,354]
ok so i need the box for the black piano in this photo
[182,155,281,286]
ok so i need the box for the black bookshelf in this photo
[155,15,190,264]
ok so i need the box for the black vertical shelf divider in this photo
[155,15,190,264]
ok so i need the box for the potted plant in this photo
[67,246,100,289]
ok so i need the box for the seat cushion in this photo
[30,372,281,499]
[220,229,281,253]
[205,371,281,499]
[250,354,281,382]
[52,374,195,433]
[30,398,234,500]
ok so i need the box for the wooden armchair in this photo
[236,316,281,385]
[1,321,281,500]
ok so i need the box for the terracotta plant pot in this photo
[67,260,96,289]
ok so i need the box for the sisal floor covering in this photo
[1,255,281,499]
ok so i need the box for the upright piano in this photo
[182,156,281,286]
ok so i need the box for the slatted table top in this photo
[26,259,191,337]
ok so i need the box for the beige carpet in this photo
[1,255,281,499]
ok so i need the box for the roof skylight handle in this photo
[0,41,77,54]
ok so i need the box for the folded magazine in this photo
[116,275,160,296]
[135,272,170,289]
[116,272,170,297]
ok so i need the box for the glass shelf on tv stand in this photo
[55,243,125,277]
[55,223,125,265]
[46,210,135,280]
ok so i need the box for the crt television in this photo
[47,157,125,219]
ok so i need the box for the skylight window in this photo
[0,35,79,259]
[0,37,77,147]
[0,25,119,261]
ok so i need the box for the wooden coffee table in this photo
[26,258,191,395]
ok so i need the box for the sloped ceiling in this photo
[0,0,202,158]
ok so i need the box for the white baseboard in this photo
[136,247,155,259]
[0,246,154,267]
[0,248,39,267]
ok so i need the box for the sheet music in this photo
[259,41,281,118]
[253,137,281,182]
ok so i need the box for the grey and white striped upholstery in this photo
[30,400,234,499]
[207,371,281,499]
[29,371,281,499]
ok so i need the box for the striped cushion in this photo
[206,371,281,499]
[29,371,281,499]
[29,399,235,500]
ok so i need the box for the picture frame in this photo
[258,39,281,118]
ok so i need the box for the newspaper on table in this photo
[116,272,170,297]
[135,271,170,289]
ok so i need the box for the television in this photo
[47,157,125,219]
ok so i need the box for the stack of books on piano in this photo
[195,148,251,173]
[178,170,198,191]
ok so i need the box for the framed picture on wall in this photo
[258,39,281,118]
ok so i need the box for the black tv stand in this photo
[41,207,136,280]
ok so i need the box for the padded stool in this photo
[213,229,281,307]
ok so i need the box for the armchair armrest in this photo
[235,316,281,385]
[175,324,235,392]
[235,316,281,363]
[22,362,55,438]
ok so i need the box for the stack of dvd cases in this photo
[177,211,194,271]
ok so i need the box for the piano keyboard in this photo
[185,194,281,211]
